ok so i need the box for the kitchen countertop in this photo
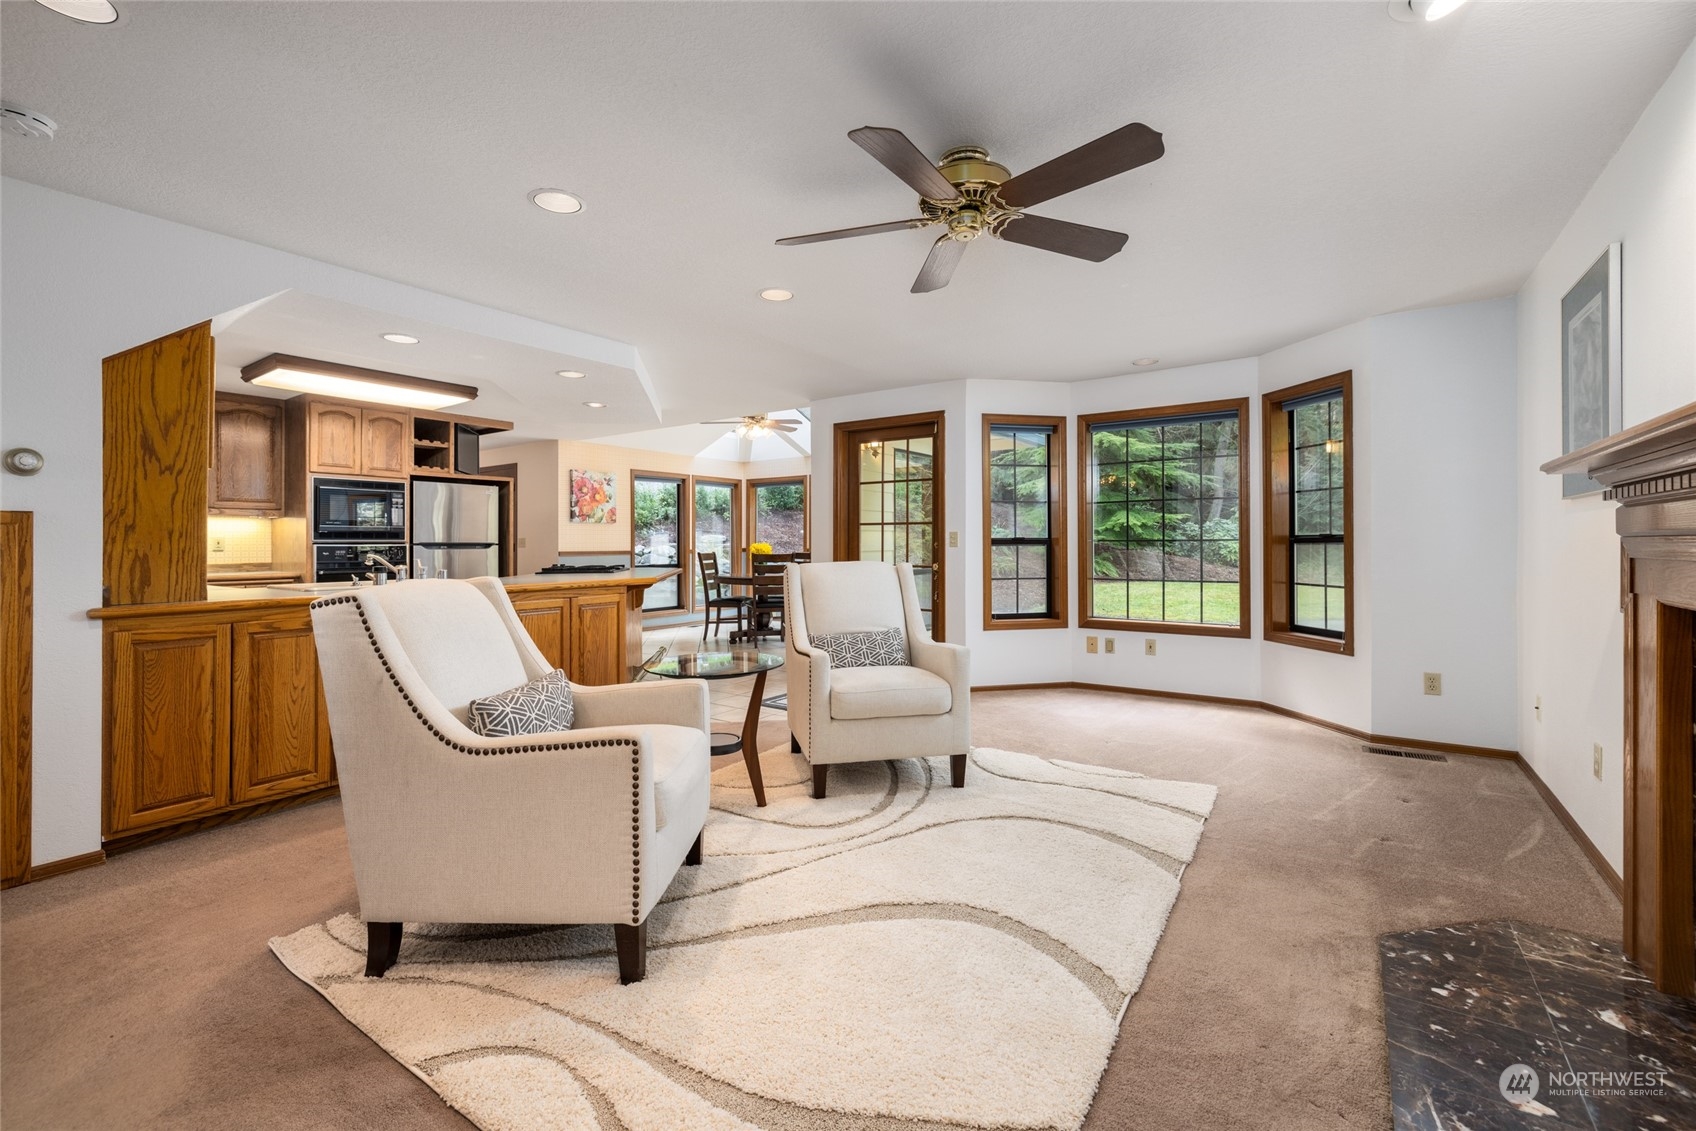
[88,567,682,620]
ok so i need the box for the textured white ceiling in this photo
[4,1,1692,429]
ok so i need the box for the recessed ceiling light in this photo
[583,401,607,409]
[759,288,794,302]
[35,0,119,24]
[1132,358,1159,367]
[241,354,476,410]
[1387,0,1467,22]
[529,189,584,214]
[556,370,586,379]
[381,333,420,345]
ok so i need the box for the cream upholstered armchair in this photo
[309,578,710,985]
[784,561,970,798]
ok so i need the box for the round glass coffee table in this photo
[643,650,783,807]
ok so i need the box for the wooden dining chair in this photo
[749,555,791,640]
[698,552,749,643]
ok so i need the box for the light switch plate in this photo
[948,531,959,548]
[1593,743,1603,779]
[1105,638,1115,653]
[1144,638,1157,656]
[1085,636,1098,654]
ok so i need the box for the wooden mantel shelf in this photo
[1541,401,1696,489]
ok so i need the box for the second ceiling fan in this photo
[777,121,1165,293]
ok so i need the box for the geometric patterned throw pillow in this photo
[808,627,907,669]
[466,668,575,737]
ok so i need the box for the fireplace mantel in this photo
[1544,399,1696,997]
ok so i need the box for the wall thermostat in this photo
[3,448,45,476]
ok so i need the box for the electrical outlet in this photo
[1105,637,1115,654]
[211,538,226,553]
[1593,744,1604,780]
[948,531,959,548]
[1144,638,1157,656]
[1086,636,1098,654]
[1423,672,1442,696]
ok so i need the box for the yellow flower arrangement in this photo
[748,541,774,555]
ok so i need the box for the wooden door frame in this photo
[2,512,32,887]
[832,411,946,641]
[630,470,690,616]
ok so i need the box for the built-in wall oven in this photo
[314,543,408,583]
[312,477,406,543]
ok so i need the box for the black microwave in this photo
[312,477,406,542]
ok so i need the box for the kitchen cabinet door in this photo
[230,614,333,803]
[307,402,361,476]
[512,596,571,673]
[571,593,626,686]
[107,623,230,835]
[360,410,411,478]
[210,395,283,514]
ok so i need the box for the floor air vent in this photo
[1362,744,1448,763]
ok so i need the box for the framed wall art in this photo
[1560,243,1622,498]
[569,469,618,523]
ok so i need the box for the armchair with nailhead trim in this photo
[308,577,710,984]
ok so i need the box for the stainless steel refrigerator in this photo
[411,480,503,578]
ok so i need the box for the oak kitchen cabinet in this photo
[94,575,664,842]
[210,393,285,514]
[305,400,411,479]
[510,588,630,687]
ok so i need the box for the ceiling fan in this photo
[776,122,1164,293]
[700,413,804,437]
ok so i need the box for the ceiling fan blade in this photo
[849,127,962,202]
[996,213,1128,262]
[701,419,748,425]
[912,235,966,293]
[996,122,1164,209]
[776,218,930,246]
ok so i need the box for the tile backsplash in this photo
[206,516,273,566]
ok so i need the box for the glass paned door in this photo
[633,474,684,611]
[836,414,943,637]
[692,479,737,607]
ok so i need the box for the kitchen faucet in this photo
[364,553,404,582]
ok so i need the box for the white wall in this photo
[0,178,639,864]
[1516,39,1696,873]
[808,305,1519,753]
[1369,300,1519,749]
[491,440,562,576]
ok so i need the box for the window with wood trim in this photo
[1080,399,1250,637]
[1263,372,1353,654]
[984,415,1067,629]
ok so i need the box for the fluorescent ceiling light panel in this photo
[240,353,476,410]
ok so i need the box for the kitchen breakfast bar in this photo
[87,568,679,848]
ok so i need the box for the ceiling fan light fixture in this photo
[529,188,584,214]
[556,370,586,379]
[35,0,119,24]
[759,288,794,302]
[241,353,476,410]
[380,332,419,345]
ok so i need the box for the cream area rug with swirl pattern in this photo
[270,747,1216,1131]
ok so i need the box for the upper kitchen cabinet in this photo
[210,394,284,514]
[305,400,411,479]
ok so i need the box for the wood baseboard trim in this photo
[972,681,1515,759]
[1514,755,1623,898]
[15,848,106,884]
[103,786,340,856]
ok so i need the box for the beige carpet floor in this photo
[0,689,1620,1130]
[271,748,1216,1131]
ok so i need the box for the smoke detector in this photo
[1,105,58,141]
